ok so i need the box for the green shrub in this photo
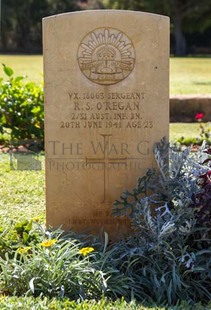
[0,218,44,260]
[0,64,44,148]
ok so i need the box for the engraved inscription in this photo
[77,28,135,85]
[65,91,154,129]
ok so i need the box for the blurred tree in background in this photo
[103,0,211,56]
[0,0,211,55]
[0,0,80,53]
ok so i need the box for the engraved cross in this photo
[86,134,127,203]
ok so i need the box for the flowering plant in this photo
[40,239,57,247]
[195,112,205,121]
[177,113,210,146]
[195,112,211,143]
[79,247,94,256]
[0,226,129,300]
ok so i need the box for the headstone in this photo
[43,10,169,240]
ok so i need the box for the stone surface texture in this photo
[43,10,169,240]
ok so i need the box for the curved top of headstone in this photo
[43,9,169,20]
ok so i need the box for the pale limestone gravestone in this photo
[43,10,169,240]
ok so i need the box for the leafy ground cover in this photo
[0,55,211,95]
[0,138,210,309]
[0,296,206,310]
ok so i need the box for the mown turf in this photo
[169,122,203,142]
[170,56,211,95]
[0,154,45,221]
[0,55,43,84]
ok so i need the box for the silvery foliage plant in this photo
[112,138,211,304]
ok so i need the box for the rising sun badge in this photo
[77,28,135,85]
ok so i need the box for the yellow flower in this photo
[32,216,41,222]
[17,246,32,254]
[40,239,57,247]
[79,247,94,256]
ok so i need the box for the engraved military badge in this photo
[77,28,135,85]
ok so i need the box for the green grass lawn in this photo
[0,55,211,94]
[0,55,43,84]
[0,154,45,221]
[169,123,203,141]
[170,57,211,95]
